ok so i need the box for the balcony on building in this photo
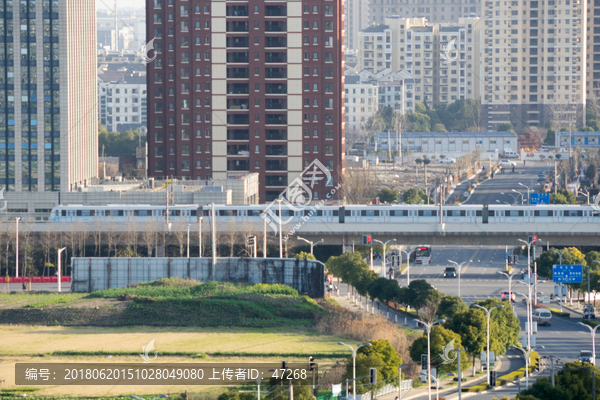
[265,37,287,47]
[265,83,287,94]
[226,52,249,63]
[227,83,249,94]
[266,160,288,171]
[265,98,288,109]
[227,129,250,140]
[265,67,287,78]
[265,52,287,63]
[266,145,287,155]
[266,129,287,140]
[226,114,250,124]
[227,160,250,171]
[227,144,250,155]
[226,36,249,48]
[265,5,287,16]
[266,175,288,187]
[265,114,287,125]
[226,5,248,16]
[227,68,249,78]
[226,21,249,32]
[227,98,250,110]
[265,21,287,32]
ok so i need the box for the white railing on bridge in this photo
[347,381,413,400]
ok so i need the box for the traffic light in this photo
[308,356,315,371]
[421,354,428,370]
[534,357,541,372]
[489,371,497,387]
[369,368,377,385]
[528,235,537,244]
[362,235,372,245]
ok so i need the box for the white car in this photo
[498,159,516,167]
[439,158,456,164]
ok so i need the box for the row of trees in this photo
[98,123,146,157]
[536,247,600,298]
[325,252,521,378]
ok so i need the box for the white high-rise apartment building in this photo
[99,72,148,133]
[481,0,586,131]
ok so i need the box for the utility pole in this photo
[211,203,217,268]
[551,357,555,387]
[102,145,106,179]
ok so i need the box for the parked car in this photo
[498,159,517,167]
[533,308,552,326]
[501,291,516,302]
[444,266,457,278]
[537,173,546,182]
[584,304,596,319]
[579,350,595,365]
[439,158,456,164]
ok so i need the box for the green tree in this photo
[438,295,468,319]
[368,277,402,304]
[326,252,369,288]
[407,112,431,132]
[545,128,556,146]
[551,189,576,204]
[586,251,600,271]
[377,187,400,203]
[355,270,379,298]
[473,298,521,354]
[444,309,489,361]
[407,279,441,311]
[403,187,428,204]
[498,123,513,132]
[294,251,316,260]
[342,340,402,394]
[98,124,146,157]
[409,325,469,375]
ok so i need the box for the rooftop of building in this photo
[98,70,146,84]
[555,131,600,136]
[360,24,390,33]
[374,131,518,138]
[410,26,434,33]
[440,26,463,32]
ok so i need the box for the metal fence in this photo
[71,257,325,297]
[346,381,413,400]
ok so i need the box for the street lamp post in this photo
[419,372,456,400]
[297,236,324,255]
[399,249,417,287]
[471,304,503,384]
[498,271,518,309]
[57,247,66,293]
[15,217,20,278]
[415,319,445,400]
[448,260,471,298]
[338,342,372,400]
[578,322,600,366]
[518,183,532,204]
[518,237,539,352]
[510,345,531,389]
[501,192,519,204]
[373,238,397,277]
[511,188,529,204]
[516,289,535,356]
[260,212,267,258]
[577,189,590,205]
[550,248,573,311]
[198,216,203,257]
[186,224,190,258]
[277,198,283,258]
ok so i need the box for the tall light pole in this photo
[578,322,600,366]
[297,237,324,255]
[448,260,471,298]
[518,237,539,352]
[501,192,519,204]
[471,304,503,384]
[15,217,20,277]
[593,261,600,305]
[516,289,534,356]
[260,212,267,257]
[498,271,518,309]
[510,345,530,389]
[550,248,573,311]
[420,372,456,400]
[577,189,590,205]
[277,198,283,258]
[198,216,203,257]
[414,319,445,400]
[518,183,532,204]
[57,247,66,293]
[399,249,416,287]
[511,188,528,204]
[186,224,190,258]
[338,342,371,399]
[373,238,397,277]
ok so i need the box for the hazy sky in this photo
[97,0,146,10]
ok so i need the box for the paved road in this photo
[465,163,554,205]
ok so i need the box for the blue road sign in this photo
[530,192,550,205]
[553,264,583,283]
[504,252,509,260]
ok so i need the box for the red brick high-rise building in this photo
[146,0,344,202]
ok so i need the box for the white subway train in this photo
[49,204,600,225]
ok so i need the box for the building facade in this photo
[99,72,148,133]
[0,0,97,192]
[344,74,379,132]
[344,0,369,51]
[481,0,586,131]
[555,131,600,149]
[368,0,481,26]
[146,0,344,202]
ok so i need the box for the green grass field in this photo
[0,292,87,307]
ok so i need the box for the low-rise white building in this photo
[344,74,379,132]
[99,71,147,133]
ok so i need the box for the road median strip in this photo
[462,351,539,392]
